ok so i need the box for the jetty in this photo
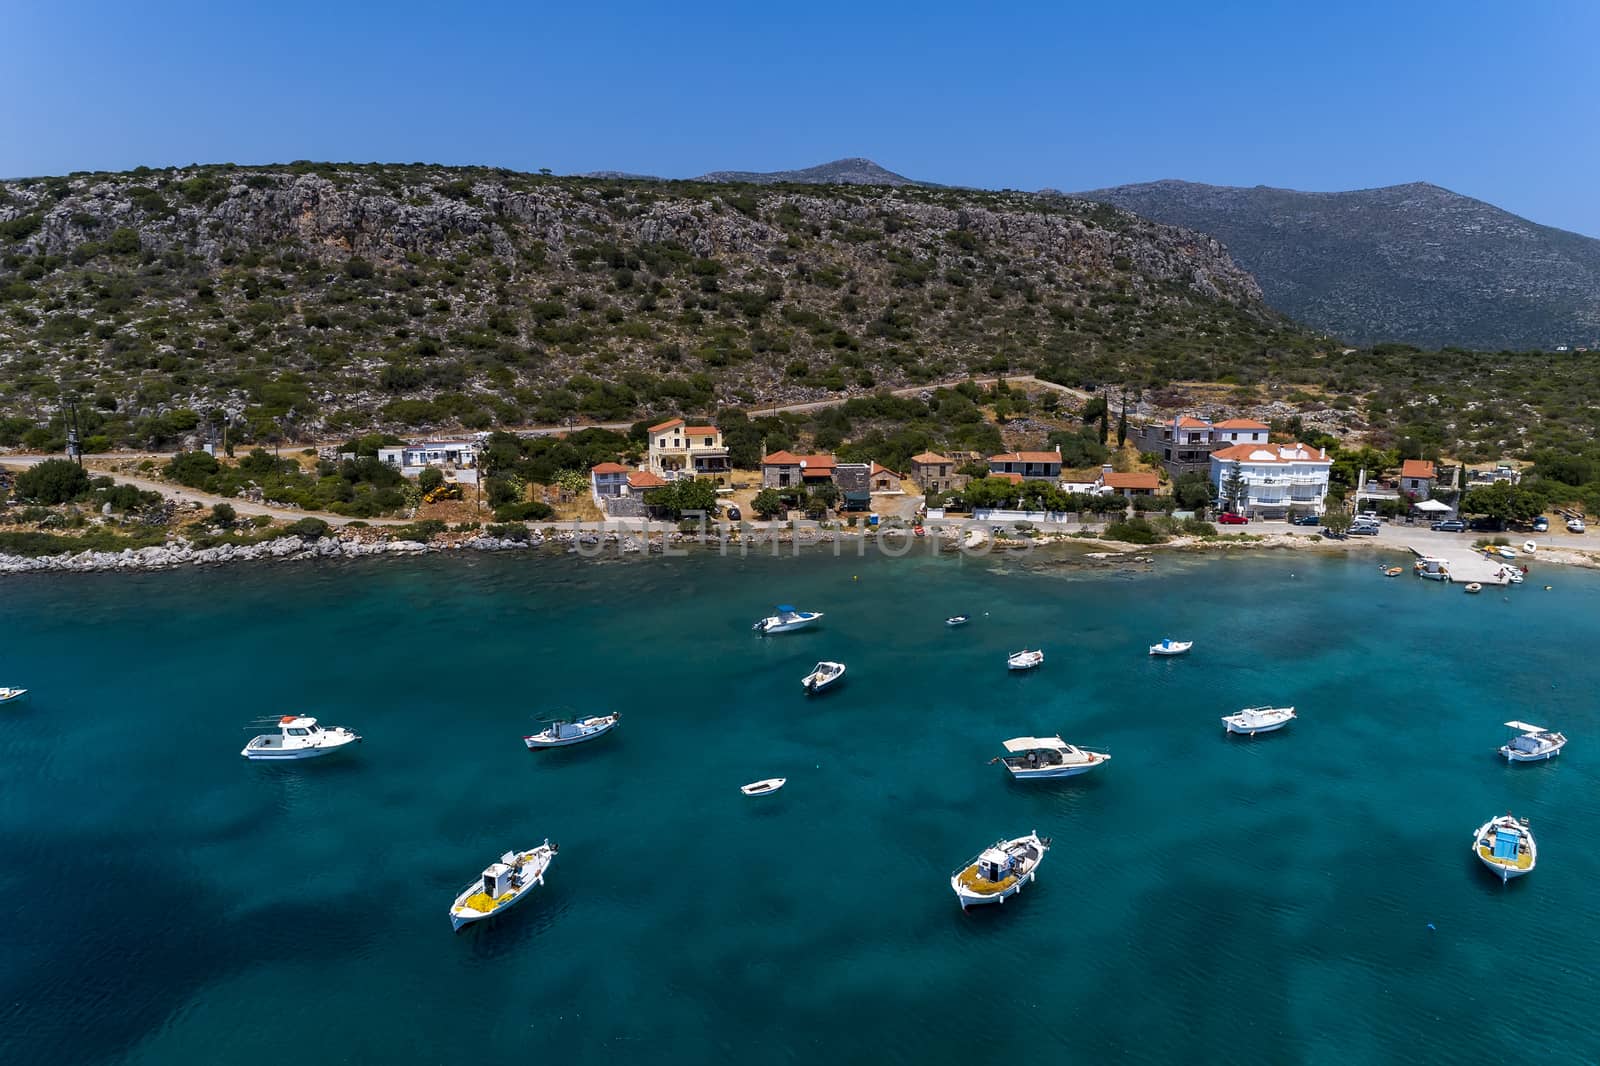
[1406,543,1513,585]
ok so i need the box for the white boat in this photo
[993,736,1110,779]
[1500,721,1566,762]
[950,831,1051,909]
[449,841,558,930]
[753,605,823,634]
[1149,638,1193,656]
[1464,582,1483,594]
[1500,566,1525,584]
[740,777,785,796]
[1523,541,1537,554]
[1491,546,1518,560]
[240,715,362,760]
[523,713,620,749]
[1567,518,1586,533]
[1222,705,1296,735]
[946,615,970,627]
[1472,814,1536,882]
[1007,649,1044,671]
[800,661,846,694]
[0,686,28,705]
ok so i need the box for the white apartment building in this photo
[1210,442,1332,518]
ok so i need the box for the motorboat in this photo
[946,615,970,627]
[523,713,620,749]
[1464,582,1483,594]
[1499,566,1525,584]
[950,831,1051,909]
[801,661,846,694]
[1149,638,1192,657]
[1472,814,1536,882]
[1414,557,1450,581]
[449,841,558,930]
[741,777,785,796]
[753,605,823,634]
[0,686,28,705]
[1222,706,1296,735]
[1567,518,1586,533]
[241,715,362,760]
[993,736,1110,779]
[1523,541,1537,554]
[1499,721,1566,762]
[1007,649,1044,671]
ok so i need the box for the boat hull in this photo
[1222,710,1295,735]
[449,847,555,930]
[240,734,361,760]
[1149,643,1192,656]
[1502,746,1561,763]
[741,778,785,795]
[1007,764,1099,779]
[1472,819,1536,882]
[952,869,1036,908]
[757,612,823,634]
[0,689,29,704]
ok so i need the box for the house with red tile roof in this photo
[1210,442,1332,518]
[870,463,905,494]
[987,446,1062,481]
[909,451,966,493]
[590,462,631,503]
[1097,467,1162,498]
[646,419,729,482]
[1212,418,1270,445]
[761,452,838,489]
[1399,459,1437,498]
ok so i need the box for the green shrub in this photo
[165,450,220,488]
[492,500,554,521]
[14,459,91,504]
[1104,518,1167,545]
[284,517,330,539]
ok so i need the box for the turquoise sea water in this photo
[3,546,1599,1064]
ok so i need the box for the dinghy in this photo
[740,777,785,796]
[449,841,558,930]
[1148,638,1192,656]
[1464,582,1483,594]
[523,713,620,749]
[945,615,970,627]
[800,661,846,694]
[950,831,1051,910]
[1007,649,1044,671]
[1385,567,1404,577]
[1473,814,1536,882]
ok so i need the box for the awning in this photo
[1412,499,1451,513]
[1003,736,1064,753]
[1504,721,1545,733]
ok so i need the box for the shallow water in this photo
[2,547,1597,1063]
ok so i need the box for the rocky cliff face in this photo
[0,163,1309,446]
[1076,179,1600,350]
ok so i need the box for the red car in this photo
[1217,512,1249,525]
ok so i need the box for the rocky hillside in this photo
[1075,180,1600,350]
[0,163,1319,449]
[697,157,923,186]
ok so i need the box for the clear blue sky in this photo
[5,0,1597,235]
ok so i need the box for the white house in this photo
[987,447,1063,480]
[377,440,481,483]
[1210,442,1332,518]
[1212,418,1270,445]
[646,418,730,481]
[590,462,630,503]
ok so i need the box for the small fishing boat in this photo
[1149,638,1192,656]
[946,615,970,627]
[1384,567,1404,577]
[950,831,1051,910]
[753,605,823,635]
[241,715,362,760]
[1472,814,1536,882]
[1222,705,1296,735]
[992,736,1110,779]
[449,841,558,930]
[523,713,620,749]
[0,686,28,705]
[1007,649,1044,672]
[1464,582,1483,594]
[1499,721,1566,762]
[801,661,846,694]
[1491,545,1518,560]
[740,777,785,796]
[1499,565,1525,584]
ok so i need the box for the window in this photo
[288,728,308,736]
[658,438,667,448]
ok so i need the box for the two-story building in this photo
[1399,459,1436,499]
[1134,416,1216,479]
[1212,418,1270,445]
[833,463,872,511]
[590,462,631,503]
[1210,442,1332,518]
[646,419,731,482]
[987,447,1063,481]
[377,440,482,484]
[760,452,837,489]
[909,452,966,493]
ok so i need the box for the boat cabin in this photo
[278,715,322,736]
[976,847,1015,883]
[1001,736,1074,768]
[481,862,515,900]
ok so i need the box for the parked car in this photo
[1218,512,1249,525]
[1568,517,1586,534]
[1430,519,1466,532]
[1347,523,1379,536]
[1291,514,1320,527]
[1533,516,1549,532]
[725,505,742,522]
